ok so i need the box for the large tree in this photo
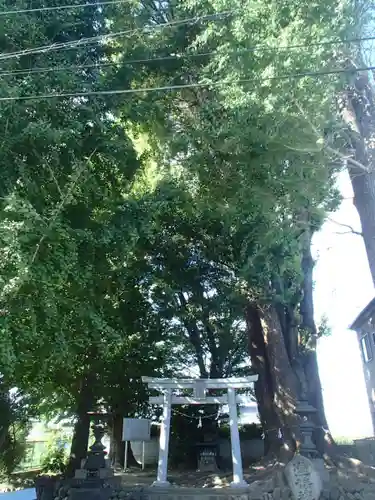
[0,0,151,473]
[112,0,359,455]
[0,0,364,467]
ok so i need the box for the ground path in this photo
[0,490,35,499]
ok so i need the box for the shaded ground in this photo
[119,459,281,488]
[0,471,38,495]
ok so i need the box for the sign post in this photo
[124,441,128,472]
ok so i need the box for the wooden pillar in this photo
[153,389,172,487]
[227,387,247,487]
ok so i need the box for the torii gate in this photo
[142,376,259,488]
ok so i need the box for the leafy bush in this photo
[169,407,209,468]
[41,447,67,474]
[40,433,69,475]
[218,423,263,440]
[239,424,263,440]
[0,387,35,478]
[0,424,29,478]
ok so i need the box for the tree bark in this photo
[300,228,336,456]
[66,377,94,477]
[246,301,300,455]
[109,413,125,468]
[260,304,300,448]
[0,387,11,452]
[349,159,375,287]
[245,302,282,454]
[178,292,208,378]
[246,232,334,458]
[340,67,375,286]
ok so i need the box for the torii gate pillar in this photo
[142,376,258,488]
[156,388,172,486]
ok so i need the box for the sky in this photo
[313,170,375,438]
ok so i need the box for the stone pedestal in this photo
[70,487,112,500]
[35,475,61,500]
[311,458,329,484]
[70,477,109,500]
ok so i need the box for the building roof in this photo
[350,297,375,330]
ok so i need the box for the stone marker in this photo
[284,454,322,500]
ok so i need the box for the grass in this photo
[335,436,355,445]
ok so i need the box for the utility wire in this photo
[1,34,374,77]
[0,0,129,15]
[1,64,374,102]
[0,10,234,62]
[0,60,116,76]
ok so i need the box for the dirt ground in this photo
[119,459,281,488]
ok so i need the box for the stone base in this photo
[311,458,330,484]
[151,480,170,487]
[74,469,87,479]
[99,468,115,479]
[197,458,218,473]
[229,481,248,488]
[70,476,121,489]
[197,467,218,473]
[35,475,62,500]
[69,488,112,500]
[74,468,115,480]
[143,486,252,500]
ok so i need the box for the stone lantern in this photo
[294,400,319,458]
[70,413,121,500]
[294,401,329,483]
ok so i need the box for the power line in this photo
[279,64,375,79]
[0,10,234,62]
[1,34,375,78]
[0,56,184,77]
[0,0,129,16]
[1,64,374,102]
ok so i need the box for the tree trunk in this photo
[300,228,336,456]
[110,413,125,468]
[0,388,11,452]
[246,230,335,459]
[340,67,375,286]
[127,442,141,469]
[246,301,300,455]
[349,160,375,286]
[109,413,140,469]
[300,228,323,415]
[260,304,301,447]
[245,302,282,454]
[178,292,208,378]
[66,377,94,477]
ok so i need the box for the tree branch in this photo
[327,216,363,236]
[294,100,372,173]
